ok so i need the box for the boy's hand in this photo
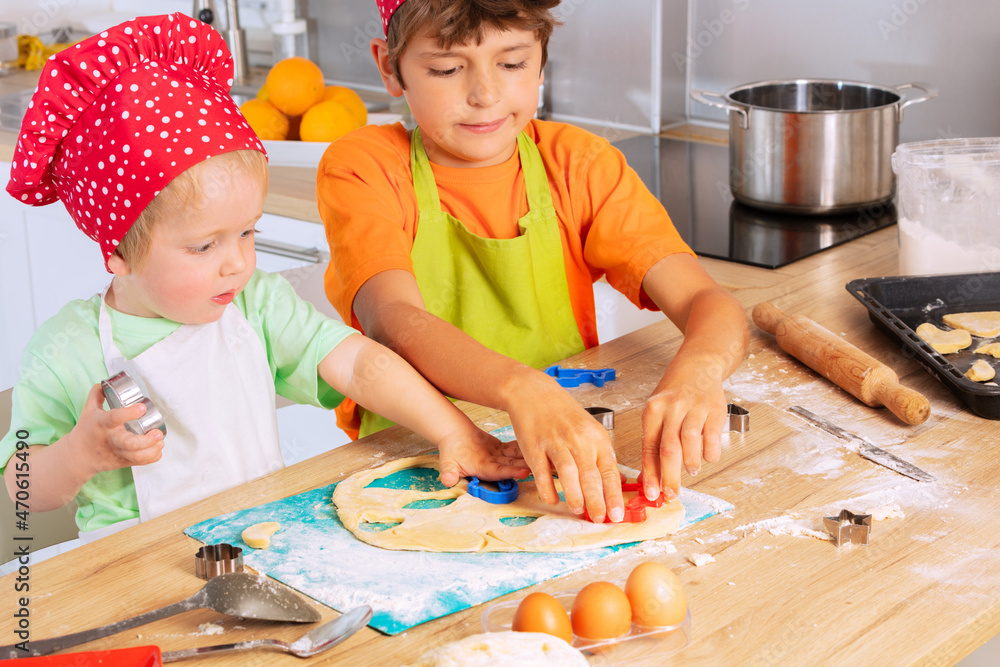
[71,383,165,475]
[504,373,625,524]
[437,427,530,488]
[639,363,728,501]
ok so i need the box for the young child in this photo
[318,0,749,524]
[0,13,527,542]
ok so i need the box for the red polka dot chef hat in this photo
[376,0,406,35]
[6,12,265,270]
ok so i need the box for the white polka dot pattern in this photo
[376,0,406,35]
[5,12,266,269]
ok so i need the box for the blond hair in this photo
[386,0,561,88]
[115,150,267,269]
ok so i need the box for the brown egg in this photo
[570,581,632,640]
[512,592,573,643]
[625,561,688,627]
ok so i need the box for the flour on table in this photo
[866,504,905,521]
[687,552,715,567]
[197,622,224,635]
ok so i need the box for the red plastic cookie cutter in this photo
[582,482,665,523]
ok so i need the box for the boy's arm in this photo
[316,333,528,487]
[352,270,626,524]
[638,253,749,500]
[4,384,163,511]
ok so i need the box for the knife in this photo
[788,406,935,482]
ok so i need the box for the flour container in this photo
[893,138,1000,275]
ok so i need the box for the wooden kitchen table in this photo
[3,185,1000,662]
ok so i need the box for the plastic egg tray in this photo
[481,580,691,661]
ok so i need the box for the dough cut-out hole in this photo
[364,467,446,492]
[403,498,456,509]
[499,515,538,527]
[359,520,402,532]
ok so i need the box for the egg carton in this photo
[481,580,691,661]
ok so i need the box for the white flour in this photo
[898,216,1000,276]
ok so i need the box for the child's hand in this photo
[71,383,165,475]
[639,363,728,501]
[504,374,625,524]
[437,427,530,488]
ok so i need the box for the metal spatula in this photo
[2,572,321,659]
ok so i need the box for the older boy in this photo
[319,0,748,524]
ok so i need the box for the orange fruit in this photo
[256,83,269,100]
[299,100,363,143]
[265,56,325,116]
[320,85,367,126]
[239,98,290,140]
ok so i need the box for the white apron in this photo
[81,286,283,542]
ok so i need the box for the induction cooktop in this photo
[611,134,896,269]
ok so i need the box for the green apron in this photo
[360,128,585,436]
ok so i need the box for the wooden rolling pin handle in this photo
[752,301,785,335]
[752,301,931,426]
[871,377,931,426]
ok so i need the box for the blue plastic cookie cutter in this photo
[544,365,616,388]
[467,477,519,504]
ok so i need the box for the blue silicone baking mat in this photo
[185,429,732,635]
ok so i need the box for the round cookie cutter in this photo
[101,371,167,436]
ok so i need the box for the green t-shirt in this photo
[0,269,357,532]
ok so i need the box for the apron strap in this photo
[517,131,555,216]
[410,128,554,220]
[410,128,442,213]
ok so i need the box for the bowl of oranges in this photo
[239,57,372,166]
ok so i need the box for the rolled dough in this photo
[332,455,684,553]
[403,631,587,667]
[966,359,996,382]
[942,311,1000,338]
[915,323,971,354]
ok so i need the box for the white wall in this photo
[685,0,1000,142]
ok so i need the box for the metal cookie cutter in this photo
[585,406,615,430]
[544,365,617,388]
[727,403,749,432]
[468,477,519,504]
[195,543,245,579]
[101,371,166,436]
[824,509,872,547]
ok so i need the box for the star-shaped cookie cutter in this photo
[824,509,872,546]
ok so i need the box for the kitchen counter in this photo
[4,67,1000,666]
[3,218,1000,665]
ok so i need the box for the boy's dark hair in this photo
[386,0,561,88]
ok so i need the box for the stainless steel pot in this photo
[691,79,938,214]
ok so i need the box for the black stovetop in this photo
[611,134,896,269]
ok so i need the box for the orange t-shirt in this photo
[317,119,693,348]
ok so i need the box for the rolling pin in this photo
[752,301,931,425]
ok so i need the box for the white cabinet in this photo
[1,161,112,388]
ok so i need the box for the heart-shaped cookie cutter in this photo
[101,371,166,436]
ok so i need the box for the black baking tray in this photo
[846,272,1000,420]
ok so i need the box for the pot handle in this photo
[894,82,939,122]
[690,89,748,129]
